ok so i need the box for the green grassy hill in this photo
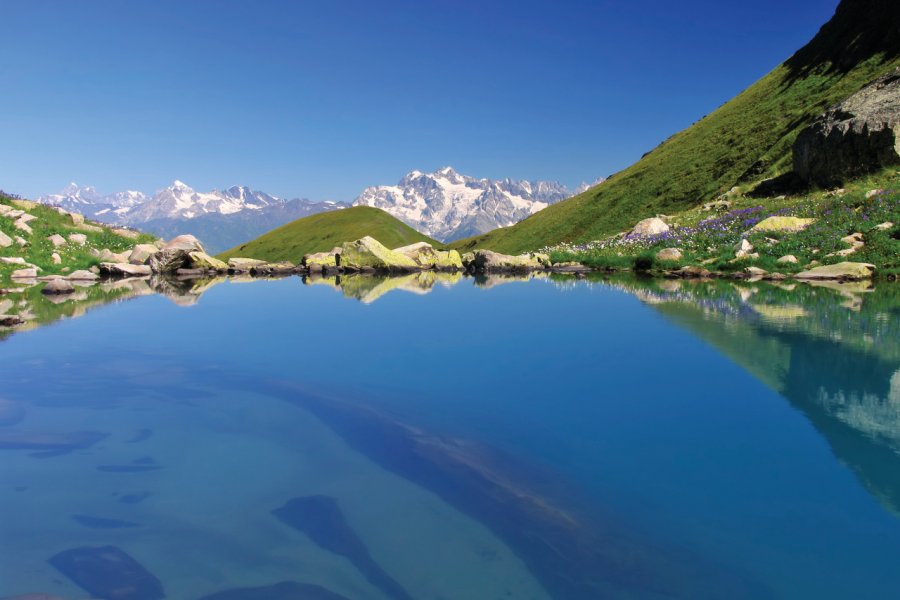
[218,206,440,263]
[452,0,900,254]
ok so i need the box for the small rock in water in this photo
[47,545,165,600]
[198,581,352,600]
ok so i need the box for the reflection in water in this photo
[601,275,900,516]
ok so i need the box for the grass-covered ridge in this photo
[451,0,900,254]
[218,206,440,263]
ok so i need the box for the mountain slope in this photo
[218,206,440,263]
[352,166,581,242]
[451,0,900,254]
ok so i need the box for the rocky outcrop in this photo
[794,68,900,186]
[340,237,418,272]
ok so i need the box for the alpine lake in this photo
[1,271,899,600]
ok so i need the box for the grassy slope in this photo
[451,0,900,254]
[218,206,440,263]
[0,194,156,286]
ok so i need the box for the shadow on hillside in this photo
[782,0,900,85]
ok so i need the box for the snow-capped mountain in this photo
[38,181,348,253]
[352,167,595,241]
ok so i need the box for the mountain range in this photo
[39,169,600,252]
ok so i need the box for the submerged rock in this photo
[794,68,900,186]
[48,545,164,600]
[198,581,351,600]
[273,496,413,600]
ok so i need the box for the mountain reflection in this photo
[603,275,900,516]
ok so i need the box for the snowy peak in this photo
[352,167,582,241]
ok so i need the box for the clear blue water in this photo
[1,273,900,599]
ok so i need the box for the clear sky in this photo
[2,0,839,201]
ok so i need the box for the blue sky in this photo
[2,0,838,201]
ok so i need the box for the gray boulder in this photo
[149,235,205,273]
[629,217,669,237]
[42,279,75,295]
[794,68,900,186]
[129,244,160,265]
[99,263,153,277]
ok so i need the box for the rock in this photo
[51,252,62,265]
[227,257,267,271]
[99,248,130,263]
[303,251,338,273]
[702,200,731,211]
[750,216,816,233]
[17,212,37,223]
[795,261,876,280]
[673,265,712,278]
[841,232,865,245]
[10,268,37,279]
[13,218,32,234]
[629,217,669,236]
[0,229,12,248]
[163,234,205,253]
[865,188,885,199]
[68,270,100,281]
[873,221,894,231]
[69,212,85,225]
[129,243,159,265]
[41,279,75,295]
[251,262,297,275]
[0,257,28,265]
[14,236,26,246]
[777,255,799,264]
[340,237,418,272]
[99,263,152,277]
[794,68,900,186]
[77,223,103,232]
[0,314,24,327]
[656,248,683,261]
[461,252,476,270]
[48,545,165,600]
[188,251,227,271]
[67,233,87,245]
[47,234,66,247]
[734,238,755,258]
[473,250,543,272]
[392,242,462,270]
[112,227,140,240]
[745,266,768,278]
[530,252,551,268]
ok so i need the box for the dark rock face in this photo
[794,68,900,186]
[47,545,164,600]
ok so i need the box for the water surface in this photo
[1,273,899,599]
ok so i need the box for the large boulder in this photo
[149,235,205,273]
[393,242,463,270]
[128,244,160,265]
[303,251,338,273]
[794,68,900,186]
[629,217,670,237]
[340,237,418,272]
[473,250,544,272]
[795,261,875,280]
[0,229,12,248]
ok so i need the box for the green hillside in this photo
[452,0,900,254]
[218,206,439,263]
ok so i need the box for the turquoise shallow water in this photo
[1,273,900,599]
